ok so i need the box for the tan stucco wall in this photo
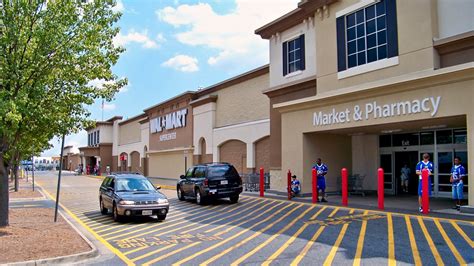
[215,73,270,128]
[302,133,352,193]
[148,151,193,179]
[219,140,247,174]
[316,0,438,93]
[352,135,379,191]
[119,120,141,145]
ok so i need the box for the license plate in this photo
[221,180,228,185]
[142,210,153,216]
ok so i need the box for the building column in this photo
[213,145,219,163]
[246,142,255,170]
[467,113,474,206]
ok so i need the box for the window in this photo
[194,167,207,178]
[337,0,398,72]
[185,168,194,178]
[96,130,100,144]
[283,34,305,76]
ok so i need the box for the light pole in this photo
[54,134,66,222]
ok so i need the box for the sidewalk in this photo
[243,190,474,221]
[3,180,98,265]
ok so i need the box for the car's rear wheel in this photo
[157,214,166,221]
[229,194,239,204]
[113,203,122,222]
[177,186,185,201]
[100,198,108,214]
[195,188,205,205]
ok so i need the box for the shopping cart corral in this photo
[242,172,270,192]
[333,173,366,196]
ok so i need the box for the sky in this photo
[41,0,299,156]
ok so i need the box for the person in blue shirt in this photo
[450,156,466,211]
[290,175,301,198]
[313,158,328,202]
[416,153,434,213]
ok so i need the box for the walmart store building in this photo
[255,0,473,204]
[81,0,473,206]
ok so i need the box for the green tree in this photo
[0,0,127,226]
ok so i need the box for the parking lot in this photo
[36,173,474,266]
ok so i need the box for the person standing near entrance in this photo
[313,158,328,202]
[450,156,466,211]
[400,164,411,193]
[416,153,434,213]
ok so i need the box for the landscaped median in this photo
[1,180,97,265]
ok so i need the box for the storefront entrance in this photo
[379,128,468,198]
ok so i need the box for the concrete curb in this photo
[4,188,99,266]
[9,195,47,202]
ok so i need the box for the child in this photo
[291,175,301,198]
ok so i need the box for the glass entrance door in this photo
[380,153,394,195]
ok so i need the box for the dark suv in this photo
[177,163,243,205]
[99,173,169,222]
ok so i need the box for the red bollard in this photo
[287,170,292,200]
[312,168,318,204]
[259,167,264,197]
[342,168,348,206]
[378,168,384,210]
[422,169,430,214]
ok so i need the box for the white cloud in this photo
[112,0,125,13]
[156,0,299,69]
[162,55,199,72]
[156,33,167,43]
[102,103,116,111]
[113,29,159,49]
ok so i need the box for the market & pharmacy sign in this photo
[313,96,441,126]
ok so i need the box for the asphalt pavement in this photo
[34,172,474,266]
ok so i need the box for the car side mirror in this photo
[156,186,161,190]
[180,175,185,179]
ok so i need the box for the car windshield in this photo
[207,165,239,178]
[116,178,155,192]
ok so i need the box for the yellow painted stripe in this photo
[417,217,444,266]
[36,182,135,266]
[434,219,466,265]
[131,244,177,262]
[211,202,284,237]
[122,199,270,255]
[323,209,355,266]
[352,210,369,266]
[262,207,328,266]
[105,204,223,241]
[177,199,272,235]
[387,213,396,266]
[450,221,474,248]
[242,195,472,225]
[229,206,316,266]
[405,216,421,265]
[199,204,303,266]
[124,245,148,256]
[171,203,296,266]
[204,199,277,234]
[143,242,201,266]
[290,208,340,266]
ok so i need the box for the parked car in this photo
[99,173,169,222]
[177,163,243,205]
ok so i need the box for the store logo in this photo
[313,96,441,126]
[150,108,188,133]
